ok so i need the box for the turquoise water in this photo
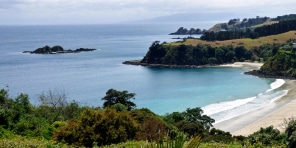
[0,24,285,122]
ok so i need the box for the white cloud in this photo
[0,0,295,25]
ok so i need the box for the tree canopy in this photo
[101,89,136,111]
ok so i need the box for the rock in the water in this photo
[24,45,96,54]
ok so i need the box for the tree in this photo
[136,116,168,142]
[175,120,206,137]
[248,126,285,146]
[15,93,32,114]
[141,41,166,64]
[163,107,215,137]
[38,90,68,123]
[235,46,247,61]
[286,120,296,148]
[164,112,185,124]
[184,107,215,131]
[101,89,136,111]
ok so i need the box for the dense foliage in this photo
[273,14,296,21]
[254,19,296,37]
[257,44,296,78]
[201,19,296,41]
[0,88,217,147]
[0,89,84,140]
[286,120,296,148]
[53,108,138,147]
[101,88,136,111]
[141,41,253,66]
[247,126,286,146]
[1,85,296,147]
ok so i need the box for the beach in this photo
[214,62,296,136]
[219,62,263,70]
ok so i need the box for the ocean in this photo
[0,23,287,123]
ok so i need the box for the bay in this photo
[0,23,282,122]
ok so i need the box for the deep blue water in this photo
[0,23,285,122]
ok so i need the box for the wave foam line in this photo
[213,89,289,124]
[202,96,256,116]
[270,90,288,103]
[266,79,285,92]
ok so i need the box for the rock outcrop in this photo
[23,45,96,54]
[169,27,206,35]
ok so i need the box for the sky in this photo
[0,0,295,25]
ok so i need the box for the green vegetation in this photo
[247,126,286,146]
[140,40,284,66]
[101,88,136,111]
[253,43,296,78]
[208,14,296,33]
[2,87,296,147]
[137,30,296,68]
[201,19,296,41]
[176,31,296,50]
[0,88,214,147]
[203,14,296,41]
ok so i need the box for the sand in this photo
[214,62,296,136]
[220,62,263,70]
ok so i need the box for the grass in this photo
[170,31,296,50]
[0,137,287,148]
[0,136,67,148]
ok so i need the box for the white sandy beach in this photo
[214,62,296,136]
[220,62,263,70]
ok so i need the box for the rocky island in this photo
[169,27,206,35]
[23,45,96,54]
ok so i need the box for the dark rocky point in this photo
[23,45,96,54]
[169,27,206,35]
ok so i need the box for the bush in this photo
[53,108,138,147]
[247,126,285,146]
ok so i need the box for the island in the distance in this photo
[23,45,96,54]
[169,27,206,35]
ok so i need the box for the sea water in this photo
[0,23,287,123]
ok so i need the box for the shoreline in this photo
[214,62,296,136]
[123,60,264,69]
[125,60,296,136]
[219,62,263,70]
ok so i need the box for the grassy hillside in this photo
[171,31,296,50]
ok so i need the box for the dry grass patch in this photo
[171,31,296,50]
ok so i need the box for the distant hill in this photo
[167,14,296,36]
[208,14,296,32]
[172,31,296,50]
[200,16,296,41]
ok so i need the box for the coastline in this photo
[214,62,296,136]
[124,60,296,136]
[123,60,264,69]
[219,62,263,70]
